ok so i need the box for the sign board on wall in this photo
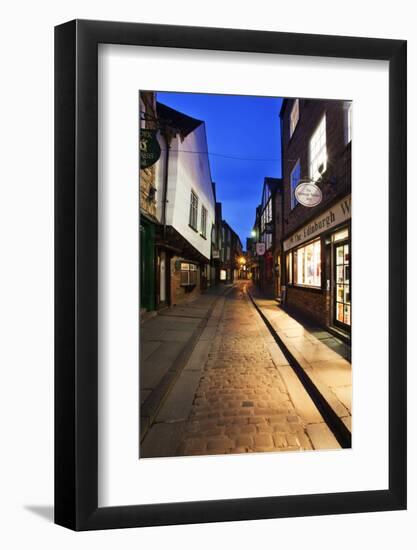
[295,182,323,207]
[283,195,351,251]
[140,129,161,169]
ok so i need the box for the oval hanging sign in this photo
[295,181,323,207]
[140,129,161,169]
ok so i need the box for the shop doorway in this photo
[156,249,169,308]
[333,237,351,332]
[140,219,155,311]
[275,255,281,300]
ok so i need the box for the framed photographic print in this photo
[55,20,407,530]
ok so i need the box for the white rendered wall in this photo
[166,123,215,260]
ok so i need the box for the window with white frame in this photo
[201,205,207,238]
[290,160,301,209]
[180,262,197,286]
[309,115,327,181]
[293,239,321,287]
[290,99,299,138]
[189,190,198,230]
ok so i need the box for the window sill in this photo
[188,224,199,233]
[200,234,207,240]
[180,283,197,293]
[289,284,323,293]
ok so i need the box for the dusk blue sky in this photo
[157,92,283,247]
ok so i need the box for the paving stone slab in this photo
[140,421,186,458]
[157,369,204,423]
[140,342,184,389]
[306,423,340,450]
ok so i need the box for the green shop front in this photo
[140,214,156,312]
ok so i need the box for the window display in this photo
[293,239,321,287]
[335,240,351,327]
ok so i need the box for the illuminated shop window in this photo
[332,227,349,242]
[335,242,351,326]
[293,239,321,287]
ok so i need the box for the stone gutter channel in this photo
[247,290,352,449]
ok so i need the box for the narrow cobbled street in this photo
[141,280,340,457]
[176,281,312,455]
[139,93,353,459]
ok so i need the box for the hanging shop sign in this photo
[140,129,161,169]
[256,242,266,256]
[283,195,351,251]
[295,181,323,207]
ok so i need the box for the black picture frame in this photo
[55,19,407,531]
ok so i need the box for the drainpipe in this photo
[161,129,170,241]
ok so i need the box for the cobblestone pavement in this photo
[175,281,316,456]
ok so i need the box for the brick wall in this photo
[286,285,330,327]
[281,98,351,238]
[279,98,351,327]
[170,256,202,306]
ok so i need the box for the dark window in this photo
[189,191,198,230]
[201,206,207,237]
[180,262,197,286]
